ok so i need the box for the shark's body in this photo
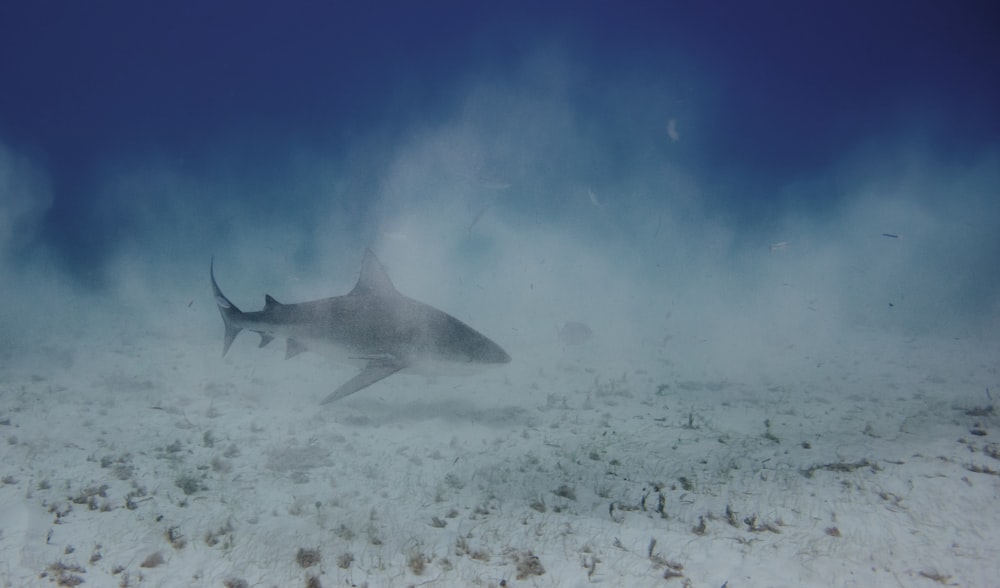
[211,249,511,403]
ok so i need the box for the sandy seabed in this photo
[1,300,998,588]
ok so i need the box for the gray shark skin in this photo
[211,249,511,403]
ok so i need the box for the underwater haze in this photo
[2,2,999,586]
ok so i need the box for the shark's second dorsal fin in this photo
[348,249,398,297]
[264,294,283,310]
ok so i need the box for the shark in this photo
[211,249,511,403]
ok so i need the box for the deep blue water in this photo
[0,1,998,303]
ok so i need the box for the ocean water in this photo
[1,4,999,587]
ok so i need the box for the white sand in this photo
[2,297,999,588]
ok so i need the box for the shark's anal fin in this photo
[321,359,405,404]
[285,339,308,359]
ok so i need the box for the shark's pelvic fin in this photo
[258,333,274,348]
[286,338,308,359]
[321,357,405,404]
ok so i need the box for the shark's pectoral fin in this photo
[321,358,405,404]
[258,333,274,348]
[286,339,308,359]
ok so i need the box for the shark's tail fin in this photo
[210,257,243,356]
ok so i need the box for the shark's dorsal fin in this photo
[264,294,283,310]
[348,249,398,297]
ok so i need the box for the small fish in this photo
[666,118,680,142]
[769,241,789,252]
[588,189,603,207]
[557,321,593,346]
[882,233,899,239]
